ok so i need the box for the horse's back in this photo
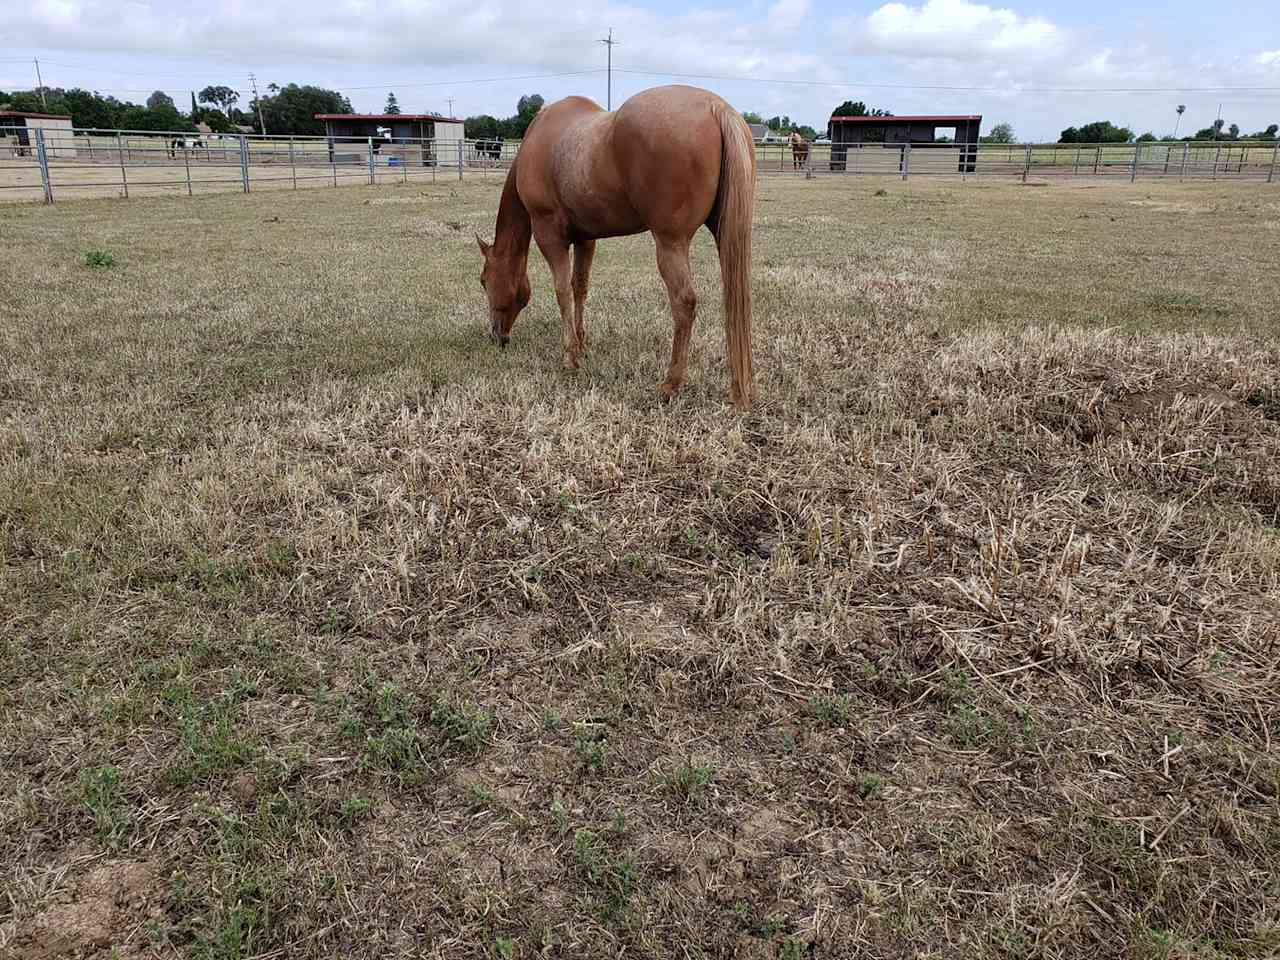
[518,85,740,241]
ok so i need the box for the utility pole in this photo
[34,59,47,111]
[598,28,619,110]
[446,97,455,118]
[249,72,267,135]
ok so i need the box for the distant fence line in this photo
[3,124,1277,203]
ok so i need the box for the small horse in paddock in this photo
[475,84,756,409]
[790,131,810,170]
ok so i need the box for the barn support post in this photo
[239,136,250,192]
[116,133,129,198]
[35,128,53,204]
[1269,140,1278,183]
[367,137,375,186]
[289,137,297,190]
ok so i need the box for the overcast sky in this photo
[4,0,1279,140]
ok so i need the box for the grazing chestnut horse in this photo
[475,84,756,408]
[789,131,810,170]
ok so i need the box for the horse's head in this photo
[476,235,531,347]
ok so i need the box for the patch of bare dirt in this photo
[8,861,161,959]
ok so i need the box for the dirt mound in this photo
[9,861,161,959]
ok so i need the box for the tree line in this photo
[0,83,356,137]
[5,83,1275,145]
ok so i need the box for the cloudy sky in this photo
[4,0,1279,140]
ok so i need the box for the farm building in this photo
[314,112,465,167]
[829,114,982,172]
[0,110,74,158]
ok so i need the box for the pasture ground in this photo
[2,177,1280,959]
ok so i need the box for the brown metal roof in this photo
[0,110,73,120]
[314,113,460,122]
[831,115,981,122]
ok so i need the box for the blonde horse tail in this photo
[712,101,756,409]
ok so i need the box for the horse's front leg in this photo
[534,230,580,370]
[571,240,596,357]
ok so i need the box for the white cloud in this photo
[846,0,1067,62]
[767,0,810,34]
[1256,50,1280,68]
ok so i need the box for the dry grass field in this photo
[2,176,1280,960]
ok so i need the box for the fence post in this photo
[116,132,129,198]
[289,137,297,190]
[1094,145,1101,176]
[367,137,375,186]
[1073,145,1080,176]
[1212,143,1221,180]
[1181,141,1189,181]
[1269,140,1278,183]
[902,142,910,180]
[35,128,53,204]
[1022,142,1032,182]
[239,136,250,192]
[184,143,192,196]
[457,138,464,181]
[1130,142,1139,182]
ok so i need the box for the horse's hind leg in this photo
[655,236,696,401]
[572,240,595,355]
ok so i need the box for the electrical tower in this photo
[249,72,268,135]
[598,29,619,110]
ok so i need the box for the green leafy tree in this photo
[980,121,1015,143]
[190,91,199,119]
[384,92,401,115]
[464,114,501,139]
[795,124,819,140]
[827,101,891,138]
[1251,123,1278,140]
[1136,131,1157,142]
[1058,121,1134,144]
[198,85,239,115]
[146,90,175,112]
[1227,123,1240,139]
[742,111,763,124]
[254,84,353,136]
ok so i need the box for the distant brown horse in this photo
[475,84,756,409]
[789,131,810,170]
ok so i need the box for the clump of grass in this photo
[84,249,115,268]
[659,756,714,805]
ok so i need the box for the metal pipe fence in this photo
[3,124,1277,203]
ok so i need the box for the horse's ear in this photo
[476,234,491,256]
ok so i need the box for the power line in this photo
[612,67,1280,95]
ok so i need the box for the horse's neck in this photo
[495,167,531,261]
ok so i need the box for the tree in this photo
[1227,123,1240,140]
[1251,124,1278,140]
[742,111,763,124]
[981,122,1014,143]
[829,100,889,118]
[198,85,239,115]
[766,115,794,132]
[1136,131,1157,142]
[384,92,401,115]
[795,124,819,140]
[253,84,353,136]
[1058,121,1133,143]
[190,91,199,119]
[464,114,501,140]
[146,90,175,112]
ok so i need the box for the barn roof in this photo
[314,113,461,123]
[0,110,73,120]
[830,115,981,122]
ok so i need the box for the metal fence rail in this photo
[3,124,1277,203]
